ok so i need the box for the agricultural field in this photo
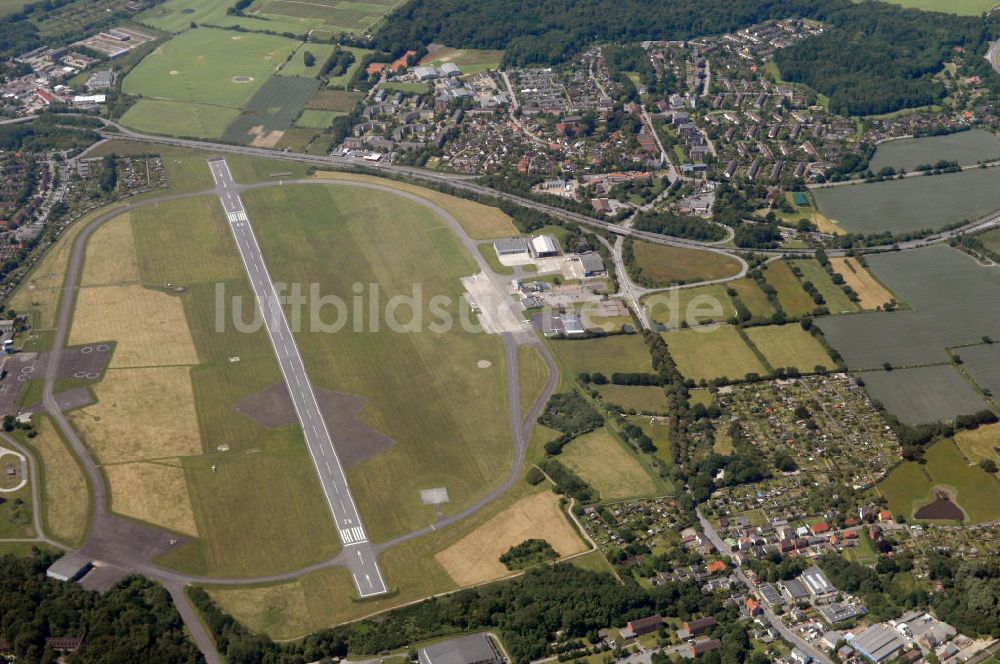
[813,167,1000,235]
[791,259,860,314]
[220,76,320,146]
[663,325,767,383]
[420,47,506,75]
[244,183,513,542]
[139,0,401,34]
[295,109,340,129]
[830,257,896,310]
[859,365,989,425]
[958,343,1000,397]
[306,89,363,113]
[878,439,1000,524]
[817,246,1000,370]
[628,241,742,287]
[728,278,776,320]
[872,0,1000,16]
[763,260,816,317]
[744,324,834,372]
[547,334,653,378]
[869,129,1000,172]
[559,428,659,501]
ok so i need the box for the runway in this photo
[208,158,388,598]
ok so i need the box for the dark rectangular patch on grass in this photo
[221,76,320,146]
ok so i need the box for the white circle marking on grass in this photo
[477,360,492,369]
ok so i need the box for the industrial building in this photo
[418,633,503,664]
[46,552,93,582]
[849,625,906,663]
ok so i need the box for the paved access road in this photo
[208,158,387,598]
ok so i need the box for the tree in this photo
[980,459,998,474]
[303,50,316,68]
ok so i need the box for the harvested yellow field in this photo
[955,423,1000,474]
[105,460,198,536]
[435,491,586,586]
[313,171,517,239]
[32,415,89,545]
[72,366,201,463]
[81,214,140,286]
[8,206,124,328]
[70,284,198,367]
[831,257,895,310]
[561,428,657,500]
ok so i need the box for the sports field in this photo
[664,325,767,383]
[744,325,833,372]
[813,167,1000,235]
[869,129,1000,172]
[548,334,653,378]
[878,438,1000,523]
[957,343,1000,397]
[830,257,895,310]
[860,365,989,425]
[628,241,742,287]
[764,260,816,317]
[560,428,658,501]
[244,183,513,542]
[872,0,999,15]
[818,246,1000,370]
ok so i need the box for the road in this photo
[697,510,832,664]
[208,158,387,598]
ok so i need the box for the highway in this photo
[207,158,388,598]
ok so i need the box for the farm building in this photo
[418,633,503,664]
[494,238,530,258]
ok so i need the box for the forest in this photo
[376,0,996,116]
[0,550,203,663]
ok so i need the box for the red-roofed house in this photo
[810,523,830,535]
[879,510,893,522]
[707,560,727,574]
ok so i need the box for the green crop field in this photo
[869,129,1000,172]
[817,246,1000,370]
[791,259,860,314]
[764,260,816,317]
[119,99,240,140]
[870,0,999,16]
[981,228,1000,255]
[547,334,654,379]
[138,0,242,33]
[860,365,989,425]
[243,184,513,542]
[958,343,1000,397]
[728,278,776,320]
[744,324,834,372]
[628,241,742,287]
[220,76,320,145]
[121,28,300,109]
[878,439,1000,524]
[664,325,766,383]
[813,167,1000,235]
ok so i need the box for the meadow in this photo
[244,183,513,542]
[869,129,1000,172]
[628,241,742,287]
[119,99,240,140]
[547,334,654,378]
[813,167,1000,235]
[859,365,988,425]
[878,439,1000,524]
[597,384,670,412]
[664,325,766,383]
[744,324,834,372]
[763,260,816,317]
[560,427,658,501]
